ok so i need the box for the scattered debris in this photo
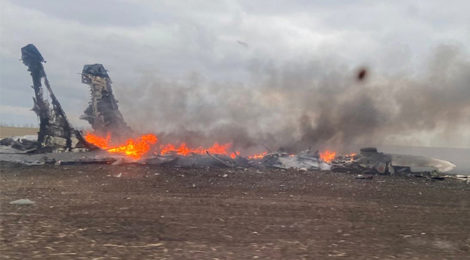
[331,147,456,178]
[448,175,470,183]
[389,153,456,173]
[9,199,35,205]
[0,135,37,153]
[206,151,235,168]
[0,150,116,166]
[261,150,331,171]
[355,174,373,180]
[111,158,127,165]
[1,140,466,184]
[0,44,466,184]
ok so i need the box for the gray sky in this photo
[1,0,469,148]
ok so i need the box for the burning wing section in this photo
[389,154,456,173]
[332,147,456,175]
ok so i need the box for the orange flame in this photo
[85,133,158,160]
[230,151,240,159]
[248,152,267,159]
[85,132,269,160]
[84,132,110,148]
[159,142,239,157]
[319,150,336,163]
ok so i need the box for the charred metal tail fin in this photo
[81,64,132,138]
[21,44,87,151]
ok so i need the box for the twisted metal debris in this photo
[20,44,86,151]
[81,64,132,138]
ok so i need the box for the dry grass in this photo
[0,126,38,138]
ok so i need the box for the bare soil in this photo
[1,163,469,259]
[0,127,38,139]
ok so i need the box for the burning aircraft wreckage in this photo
[0,44,465,181]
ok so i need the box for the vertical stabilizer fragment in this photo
[81,64,132,138]
[21,44,86,151]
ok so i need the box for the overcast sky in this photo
[1,0,469,147]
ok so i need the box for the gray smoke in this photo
[116,45,470,153]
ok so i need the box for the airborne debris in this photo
[357,67,368,81]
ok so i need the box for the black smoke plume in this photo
[116,45,470,153]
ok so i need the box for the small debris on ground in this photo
[355,174,373,180]
[9,199,35,205]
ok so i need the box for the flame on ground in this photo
[319,150,336,163]
[85,133,158,160]
[84,132,110,148]
[159,142,240,158]
[248,152,267,159]
[85,132,259,160]
[85,132,341,163]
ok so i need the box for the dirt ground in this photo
[0,127,38,139]
[0,163,469,259]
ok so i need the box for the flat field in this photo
[1,163,469,259]
[0,126,38,139]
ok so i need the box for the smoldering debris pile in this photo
[146,147,456,177]
[146,150,332,171]
[331,147,456,178]
[0,146,329,170]
[0,135,37,153]
[260,151,331,171]
[0,142,458,180]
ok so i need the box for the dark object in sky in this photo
[81,64,132,138]
[357,68,367,81]
[20,44,87,151]
[236,40,248,48]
